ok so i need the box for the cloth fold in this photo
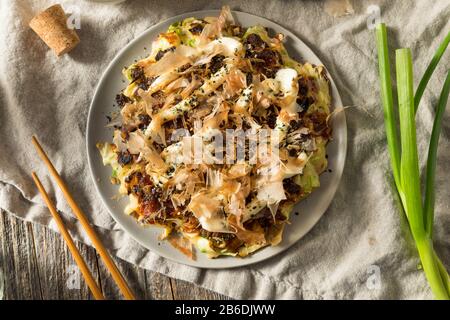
[1,0,449,299]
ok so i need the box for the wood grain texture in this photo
[0,210,229,300]
[170,279,231,300]
[145,270,175,300]
[31,221,98,300]
[0,210,42,299]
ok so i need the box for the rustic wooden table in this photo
[0,210,229,300]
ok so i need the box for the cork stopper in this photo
[29,4,80,56]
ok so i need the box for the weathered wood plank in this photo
[96,252,146,300]
[0,210,42,299]
[31,218,99,300]
[1,210,230,300]
[170,278,230,300]
[144,269,174,300]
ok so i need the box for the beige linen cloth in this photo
[0,0,449,299]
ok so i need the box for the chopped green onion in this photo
[414,30,450,113]
[396,49,424,235]
[396,48,449,300]
[434,251,450,294]
[375,24,401,190]
[376,24,450,300]
[423,71,450,237]
[416,238,449,299]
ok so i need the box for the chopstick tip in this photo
[31,171,39,182]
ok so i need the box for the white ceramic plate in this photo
[86,10,347,269]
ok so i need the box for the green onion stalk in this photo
[375,24,450,300]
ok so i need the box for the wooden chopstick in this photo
[31,172,105,300]
[31,135,136,300]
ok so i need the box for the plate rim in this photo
[86,9,347,269]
